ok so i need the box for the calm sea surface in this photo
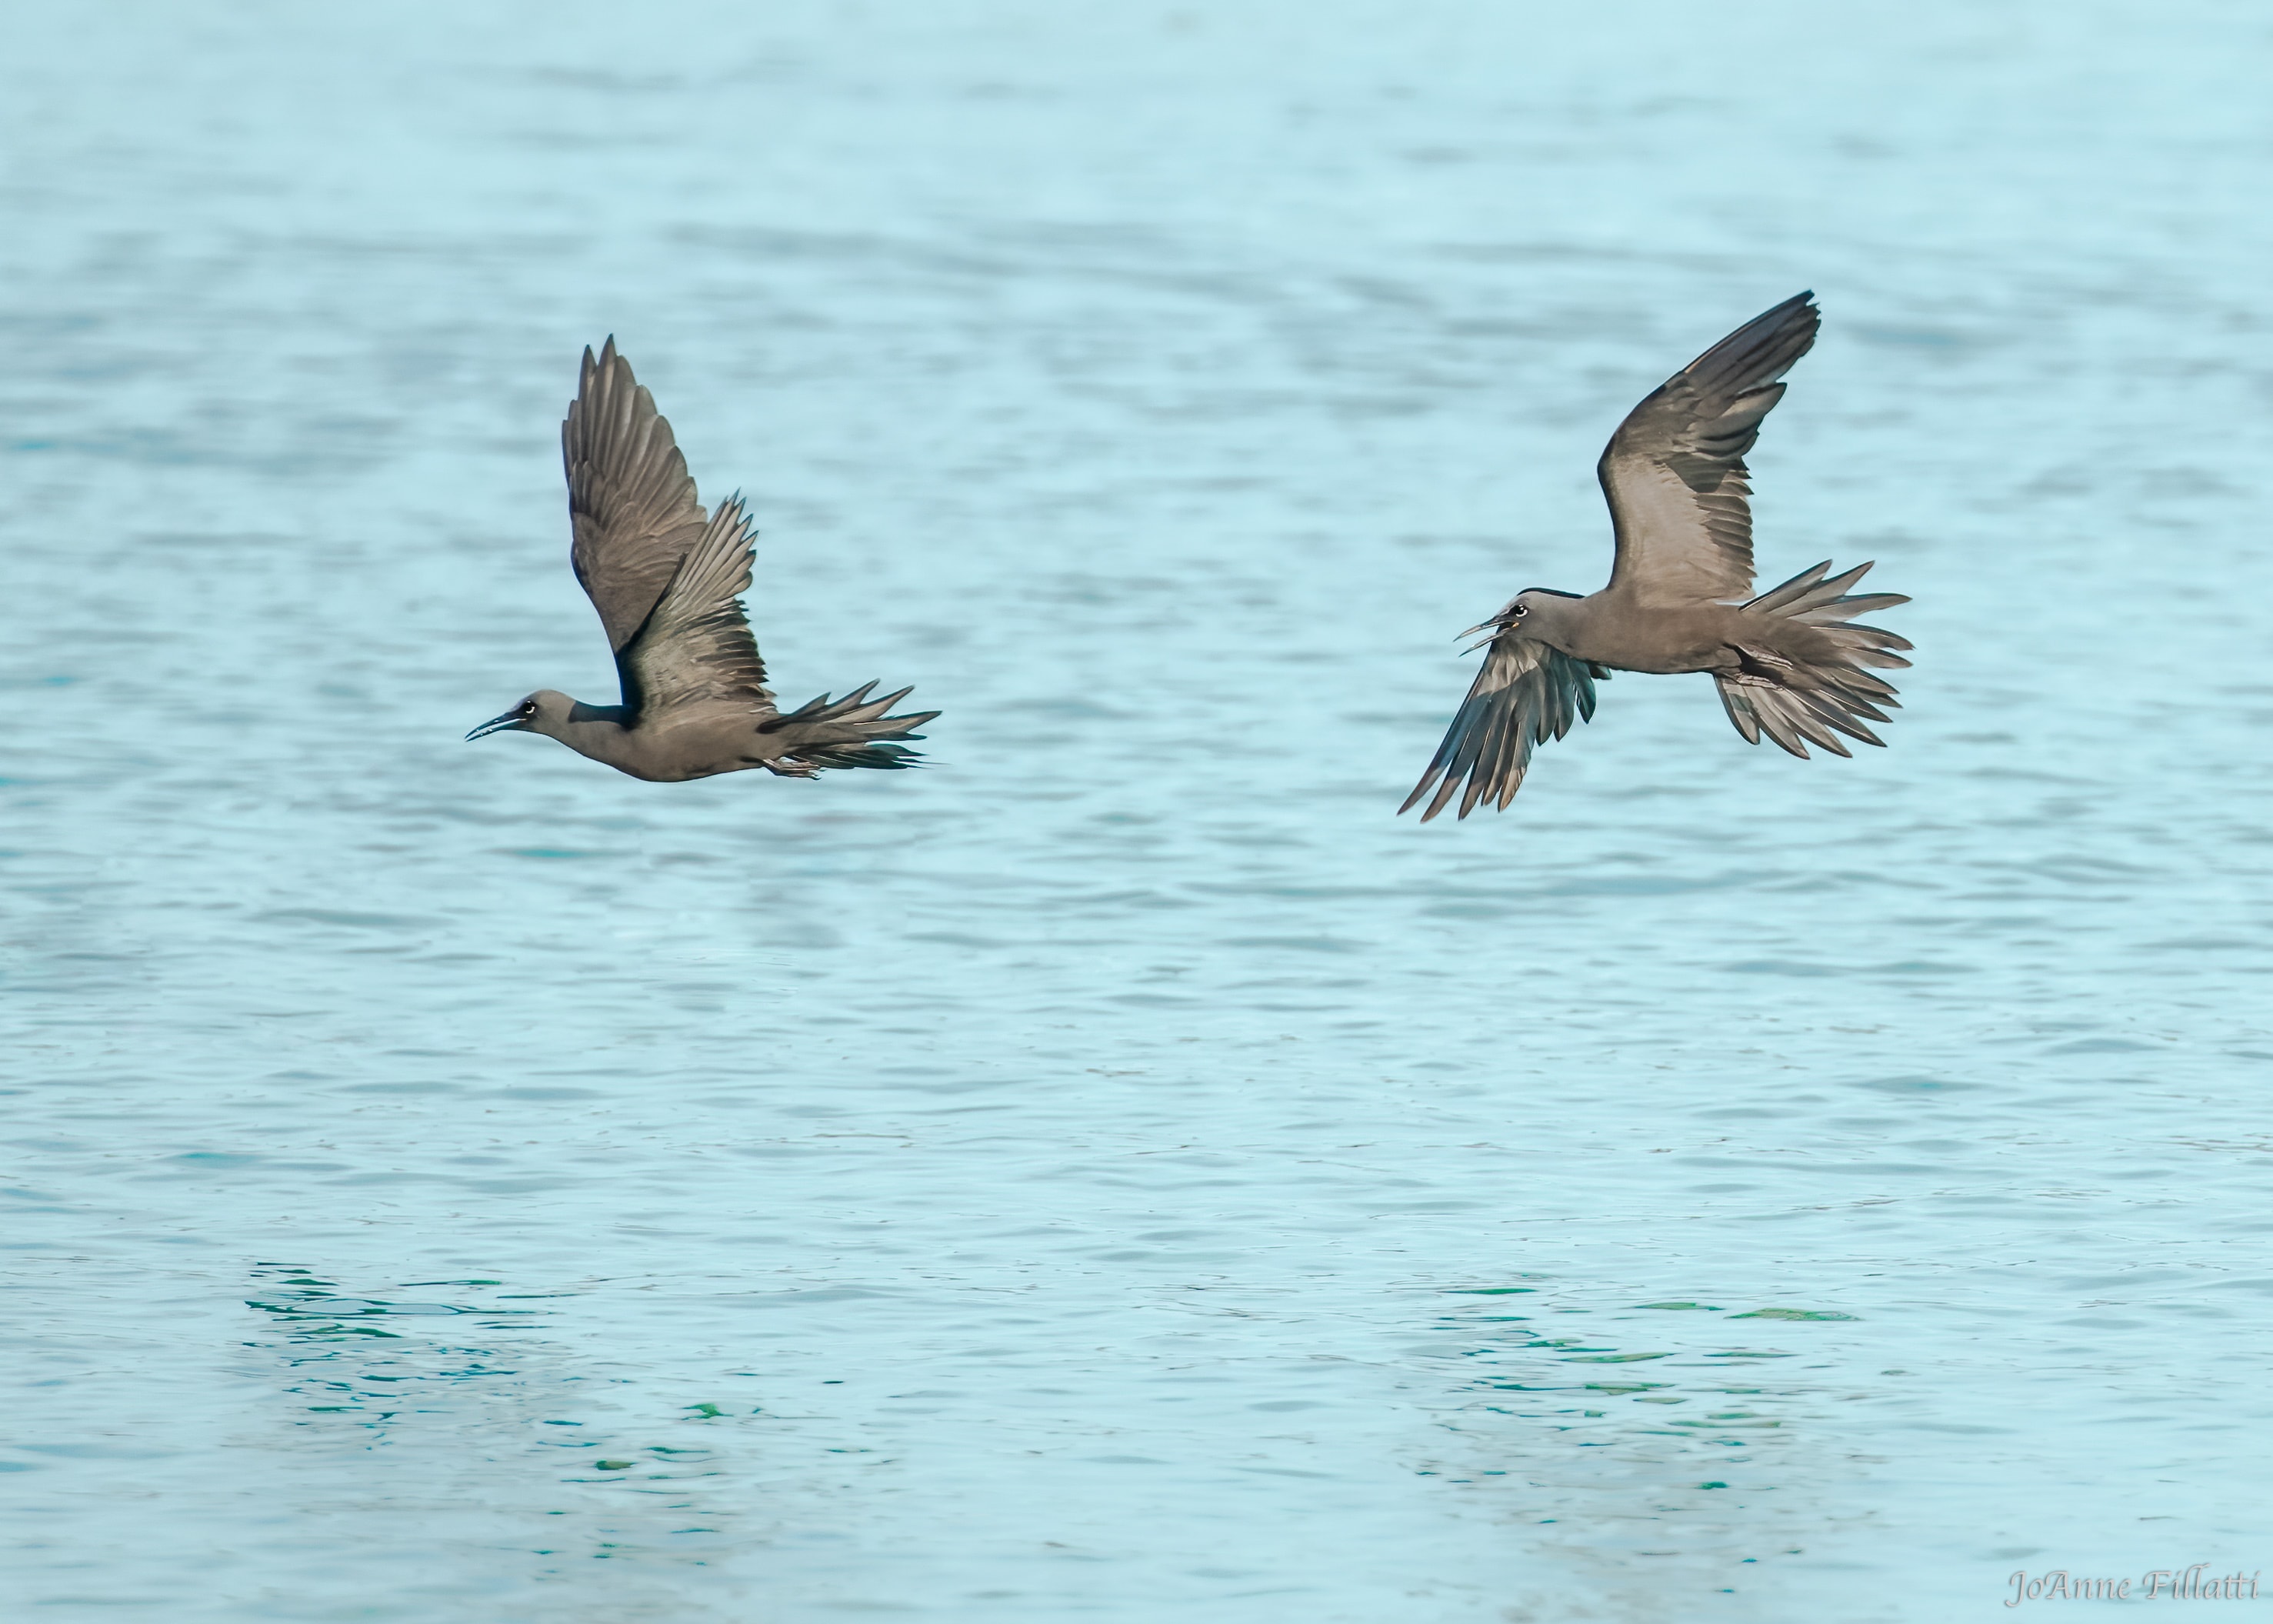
[5,3,2270,1619]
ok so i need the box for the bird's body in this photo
[470,340,936,779]
[1506,592,1865,679]
[494,698,824,783]
[1402,292,1911,821]
[1522,596,1731,674]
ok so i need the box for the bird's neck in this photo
[538,702,640,769]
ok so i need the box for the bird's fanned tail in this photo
[1400,636,1608,821]
[1715,560,1912,758]
[756,682,939,771]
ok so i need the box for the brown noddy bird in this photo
[468,339,938,781]
[1401,292,1911,821]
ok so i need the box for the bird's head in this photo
[1463,588,1581,648]
[466,690,572,741]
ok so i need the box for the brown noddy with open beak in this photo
[1402,292,1911,820]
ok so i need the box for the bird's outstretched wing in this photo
[563,338,714,652]
[1599,292,1819,607]
[1400,634,1606,820]
[615,495,775,721]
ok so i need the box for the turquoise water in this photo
[4,2,2270,1619]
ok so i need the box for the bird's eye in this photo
[520,700,537,715]
[1511,602,1528,619]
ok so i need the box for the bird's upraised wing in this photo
[1598,292,1819,607]
[1400,633,1606,820]
[563,338,714,652]
[615,495,775,721]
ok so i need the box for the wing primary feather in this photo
[1457,698,1515,819]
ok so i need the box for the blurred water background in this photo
[4,2,2271,1619]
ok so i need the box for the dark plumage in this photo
[1401,292,1911,820]
[468,339,937,782]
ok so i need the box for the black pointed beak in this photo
[465,710,523,741]
[1457,617,1508,653]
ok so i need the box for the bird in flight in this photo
[468,339,937,781]
[1401,292,1911,821]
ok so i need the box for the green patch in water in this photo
[1730,1309,1857,1322]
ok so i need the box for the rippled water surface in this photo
[5,3,2271,1619]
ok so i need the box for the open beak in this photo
[465,710,523,741]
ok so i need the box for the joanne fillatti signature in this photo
[2007,1566,2261,1605]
